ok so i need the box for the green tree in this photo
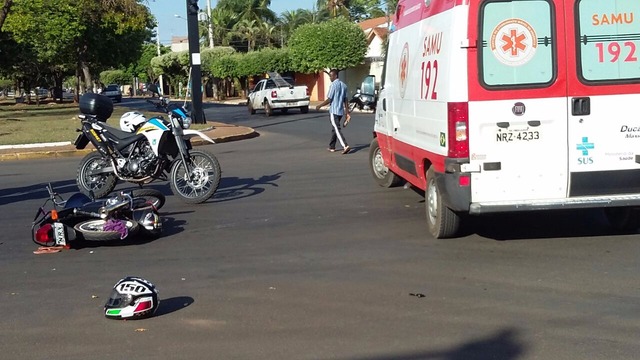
[349,0,385,20]
[289,17,367,73]
[3,0,153,96]
[99,69,130,85]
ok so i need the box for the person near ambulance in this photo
[316,69,352,154]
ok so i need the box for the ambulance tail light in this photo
[447,102,469,158]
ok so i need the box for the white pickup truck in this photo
[247,74,310,116]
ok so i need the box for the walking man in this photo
[316,69,351,154]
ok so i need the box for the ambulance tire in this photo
[425,167,460,239]
[604,207,640,231]
[369,138,402,188]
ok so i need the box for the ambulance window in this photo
[576,0,640,83]
[479,0,555,88]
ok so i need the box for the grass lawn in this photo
[0,98,209,146]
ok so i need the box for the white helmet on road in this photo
[120,111,146,132]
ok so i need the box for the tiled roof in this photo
[358,16,389,30]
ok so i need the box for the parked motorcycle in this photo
[349,88,377,112]
[74,92,221,204]
[32,184,164,246]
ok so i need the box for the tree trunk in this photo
[0,0,13,31]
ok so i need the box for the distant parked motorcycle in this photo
[349,88,377,112]
[32,183,164,246]
[74,91,221,204]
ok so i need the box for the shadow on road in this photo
[154,296,195,317]
[0,179,77,206]
[337,328,525,360]
[406,186,635,240]
[210,172,282,203]
[251,113,326,129]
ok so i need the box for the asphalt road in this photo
[1,104,639,360]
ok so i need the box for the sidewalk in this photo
[0,121,257,162]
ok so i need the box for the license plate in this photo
[286,102,296,106]
[53,222,67,246]
[495,130,540,142]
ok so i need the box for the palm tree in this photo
[234,19,260,51]
[317,0,350,18]
[299,8,328,24]
[209,7,238,47]
[259,21,276,48]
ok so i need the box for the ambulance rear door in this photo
[467,0,569,203]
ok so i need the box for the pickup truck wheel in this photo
[264,101,272,117]
[248,101,255,115]
[426,167,460,239]
[300,105,309,114]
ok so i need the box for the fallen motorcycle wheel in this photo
[74,219,139,241]
[125,188,166,210]
[170,149,221,204]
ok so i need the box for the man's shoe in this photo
[342,146,351,154]
[327,148,336,152]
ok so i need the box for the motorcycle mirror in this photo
[148,84,159,95]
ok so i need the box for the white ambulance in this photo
[370,0,640,238]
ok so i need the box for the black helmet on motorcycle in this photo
[104,276,159,319]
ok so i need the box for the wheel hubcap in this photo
[373,149,389,179]
[427,178,438,224]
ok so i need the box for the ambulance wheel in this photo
[369,138,402,188]
[604,207,640,231]
[425,167,460,239]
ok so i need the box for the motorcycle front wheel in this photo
[170,149,221,204]
[76,152,117,199]
[74,219,139,241]
[127,188,166,210]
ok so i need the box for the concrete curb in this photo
[0,127,258,162]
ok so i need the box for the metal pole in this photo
[186,0,204,123]
[207,0,214,48]
[156,27,164,95]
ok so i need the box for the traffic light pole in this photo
[186,0,205,123]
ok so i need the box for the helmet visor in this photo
[105,289,133,308]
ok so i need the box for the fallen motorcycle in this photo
[31,184,164,247]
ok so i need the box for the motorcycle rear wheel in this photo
[76,152,117,199]
[170,149,221,204]
[74,219,139,241]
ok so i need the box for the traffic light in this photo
[187,0,199,15]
